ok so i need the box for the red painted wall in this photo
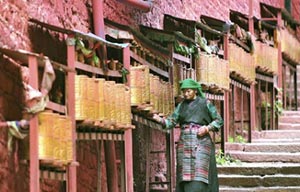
[0,0,298,191]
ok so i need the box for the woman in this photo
[153,78,223,192]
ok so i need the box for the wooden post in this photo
[123,45,133,192]
[168,43,176,190]
[28,55,39,192]
[277,9,283,91]
[105,140,119,192]
[248,0,254,33]
[223,33,230,143]
[248,0,255,142]
[249,83,255,142]
[66,36,77,192]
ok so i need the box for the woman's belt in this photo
[182,123,202,130]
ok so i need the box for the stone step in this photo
[218,162,300,175]
[253,130,300,139]
[225,151,300,163]
[279,116,300,124]
[278,123,300,130]
[281,110,300,116]
[218,174,300,188]
[219,186,300,192]
[251,138,300,143]
[225,143,300,153]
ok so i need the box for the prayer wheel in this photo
[60,116,72,163]
[85,78,96,120]
[130,66,144,106]
[158,80,164,114]
[173,63,180,97]
[38,111,57,160]
[207,55,216,85]
[142,65,150,104]
[150,75,160,112]
[95,78,105,121]
[75,75,88,120]
[196,53,209,85]
[53,116,64,161]
[124,86,131,125]
[103,81,116,125]
[115,83,125,124]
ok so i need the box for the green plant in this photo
[275,87,283,117]
[216,149,241,165]
[235,135,246,143]
[228,135,246,143]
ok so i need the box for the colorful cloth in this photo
[7,121,29,152]
[163,96,223,192]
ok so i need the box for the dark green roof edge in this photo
[164,14,223,36]
[104,19,170,56]
[140,25,196,45]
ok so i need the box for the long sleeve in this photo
[207,100,223,132]
[163,103,182,129]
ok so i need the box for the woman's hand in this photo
[197,126,209,137]
[153,114,162,123]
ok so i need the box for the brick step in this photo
[225,151,300,163]
[225,143,300,153]
[278,123,300,130]
[279,116,300,124]
[218,162,300,175]
[251,138,300,143]
[281,111,300,116]
[219,186,300,192]
[253,130,300,139]
[218,174,300,188]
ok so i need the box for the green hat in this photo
[180,78,205,98]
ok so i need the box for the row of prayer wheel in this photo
[281,28,300,63]
[228,43,256,81]
[196,53,230,90]
[254,41,278,74]
[130,65,174,116]
[75,75,131,126]
[38,111,72,164]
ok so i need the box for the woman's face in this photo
[182,88,197,100]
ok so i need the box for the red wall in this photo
[0,0,296,191]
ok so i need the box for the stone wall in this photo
[0,0,294,191]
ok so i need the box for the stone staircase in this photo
[218,111,300,191]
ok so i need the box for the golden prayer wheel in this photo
[87,78,97,120]
[65,140,73,162]
[75,75,88,99]
[95,78,105,121]
[115,83,125,124]
[173,63,180,97]
[150,75,160,112]
[118,85,127,125]
[158,80,163,114]
[104,81,116,125]
[75,75,89,120]
[196,53,209,84]
[124,86,131,125]
[130,66,144,106]
[38,111,57,160]
[149,74,155,109]
[52,116,63,161]
[142,65,150,104]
